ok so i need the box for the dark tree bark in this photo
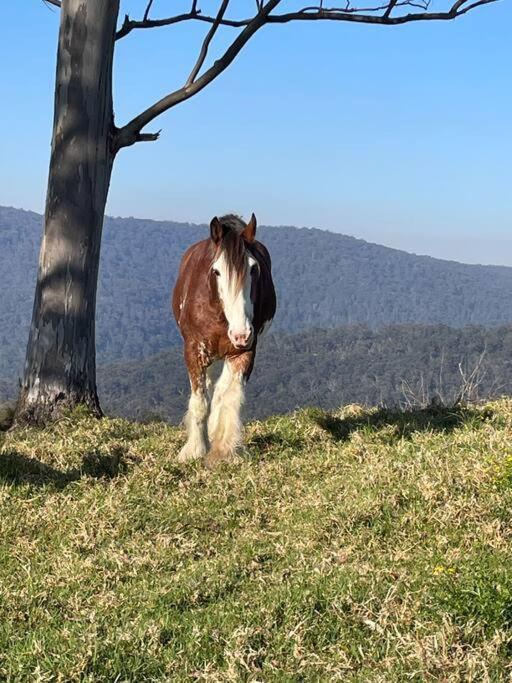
[15,0,120,424]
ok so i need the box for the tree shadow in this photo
[0,446,131,490]
[313,404,493,443]
[0,403,15,432]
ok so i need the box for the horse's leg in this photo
[205,351,254,468]
[207,360,232,443]
[206,363,217,402]
[177,347,210,463]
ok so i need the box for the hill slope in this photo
[1,400,511,680]
[3,324,512,420]
[100,324,512,422]
[2,205,512,380]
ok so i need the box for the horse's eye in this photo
[250,264,258,275]
[212,268,220,277]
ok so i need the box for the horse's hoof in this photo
[177,443,204,463]
[204,448,241,469]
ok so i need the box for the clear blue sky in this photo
[1,1,511,265]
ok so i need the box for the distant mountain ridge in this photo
[1,205,512,381]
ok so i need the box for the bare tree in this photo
[16,0,499,424]
[399,347,498,409]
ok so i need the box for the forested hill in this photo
[2,205,512,379]
[2,323,510,419]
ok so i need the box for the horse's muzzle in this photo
[230,328,254,350]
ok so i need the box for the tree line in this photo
[94,324,512,424]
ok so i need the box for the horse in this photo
[172,213,276,468]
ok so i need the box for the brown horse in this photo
[172,214,277,467]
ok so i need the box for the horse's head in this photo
[210,214,259,350]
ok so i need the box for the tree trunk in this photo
[15,0,120,425]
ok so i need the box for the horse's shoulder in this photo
[174,239,209,315]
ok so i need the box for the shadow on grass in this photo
[162,555,275,616]
[0,447,131,489]
[249,431,305,454]
[313,404,493,443]
[0,403,15,432]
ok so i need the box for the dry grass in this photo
[1,400,512,681]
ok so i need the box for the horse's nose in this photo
[230,328,253,348]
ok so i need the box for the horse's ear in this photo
[242,213,257,242]
[210,217,225,244]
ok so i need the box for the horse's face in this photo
[210,214,259,350]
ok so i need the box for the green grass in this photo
[1,400,512,681]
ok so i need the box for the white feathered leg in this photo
[177,385,210,462]
[206,361,245,467]
[208,361,232,441]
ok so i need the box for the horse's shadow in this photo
[312,403,492,443]
[0,447,128,490]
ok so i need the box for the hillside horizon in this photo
[4,204,511,269]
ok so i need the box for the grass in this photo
[1,399,512,681]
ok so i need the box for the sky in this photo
[1,0,511,265]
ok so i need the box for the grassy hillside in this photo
[3,205,512,380]
[1,400,512,680]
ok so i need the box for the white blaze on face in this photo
[212,251,258,348]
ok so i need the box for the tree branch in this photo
[116,11,199,40]
[114,0,282,150]
[187,0,231,85]
[143,0,154,22]
[114,0,499,150]
[263,0,497,23]
[116,10,247,39]
[116,0,497,39]
[383,0,399,18]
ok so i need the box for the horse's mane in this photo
[217,214,247,284]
